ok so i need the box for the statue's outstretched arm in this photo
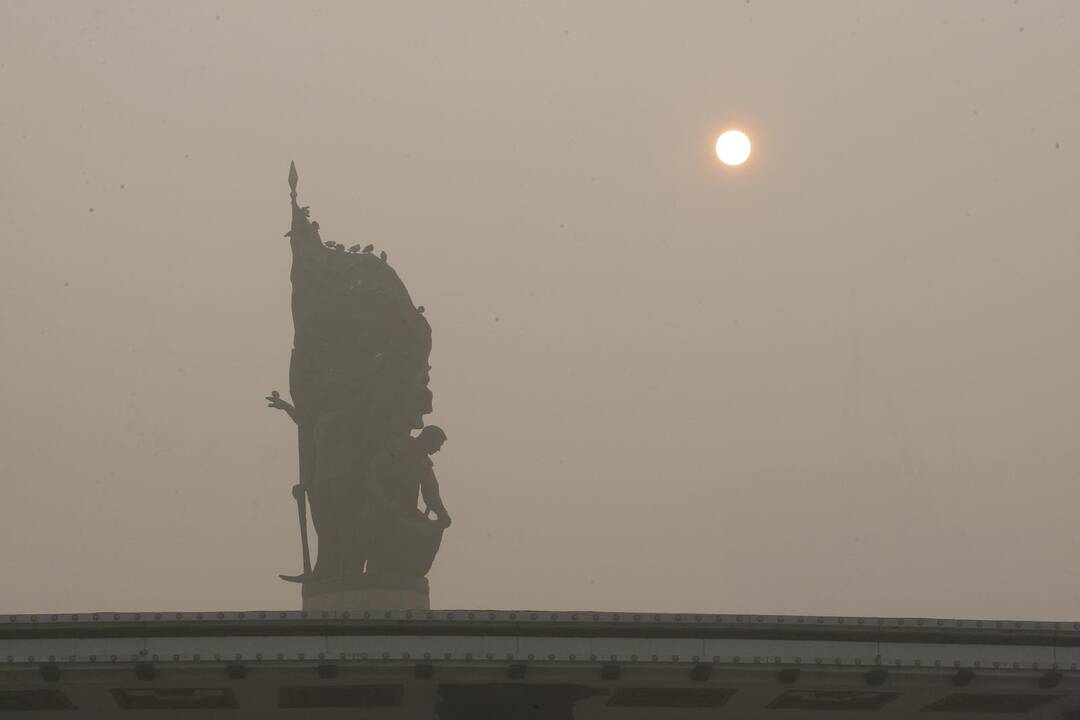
[265,390,298,424]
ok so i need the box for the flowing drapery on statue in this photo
[266,162,450,608]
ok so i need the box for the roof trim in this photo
[3,611,1080,647]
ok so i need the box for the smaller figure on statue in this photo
[368,424,452,528]
[415,426,451,527]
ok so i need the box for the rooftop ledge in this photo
[3,610,1080,646]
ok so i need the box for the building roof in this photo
[2,610,1078,717]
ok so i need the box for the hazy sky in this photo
[2,1,1079,619]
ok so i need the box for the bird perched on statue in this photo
[362,244,374,254]
[347,244,363,253]
[417,305,425,314]
[379,250,387,261]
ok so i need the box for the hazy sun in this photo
[716,130,752,166]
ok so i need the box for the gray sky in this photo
[2,0,1079,619]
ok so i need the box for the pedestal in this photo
[301,573,430,611]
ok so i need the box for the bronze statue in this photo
[266,162,449,600]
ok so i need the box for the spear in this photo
[279,161,312,583]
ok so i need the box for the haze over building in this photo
[3,0,1079,621]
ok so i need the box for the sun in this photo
[715,130,752,166]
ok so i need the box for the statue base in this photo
[301,573,430,611]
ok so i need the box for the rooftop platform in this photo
[2,610,1079,718]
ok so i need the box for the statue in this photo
[265,162,450,609]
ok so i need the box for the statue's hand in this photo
[265,390,290,411]
[426,507,452,528]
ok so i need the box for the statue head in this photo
[417,425,447,455]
